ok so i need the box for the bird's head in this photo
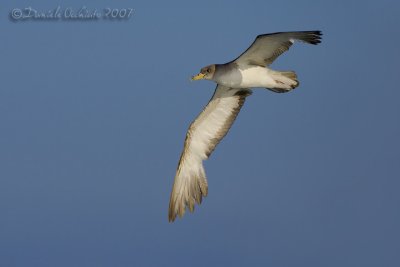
[191,64,216,81]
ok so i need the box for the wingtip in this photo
[168,194,202,223]
[168,216,176,223]
[307,30,323,45]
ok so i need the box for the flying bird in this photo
[169,31,322,222]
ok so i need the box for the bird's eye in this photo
[207,69,211,73]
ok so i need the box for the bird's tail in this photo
[268,70,299,93]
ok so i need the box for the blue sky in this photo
[1,0,399,266]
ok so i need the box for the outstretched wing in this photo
[169,85,252,222]
[233,31,322,66]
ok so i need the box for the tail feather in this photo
[280,71,297,81]
[268,70,299,93]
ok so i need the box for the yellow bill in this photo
[191,73,206,81]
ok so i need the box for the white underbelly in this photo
[216,66,276,88]
[238,67,276,88]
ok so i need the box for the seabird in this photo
[169,31,322,222]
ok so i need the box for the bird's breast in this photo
[215,65,275,89]
[214,67,243,88]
